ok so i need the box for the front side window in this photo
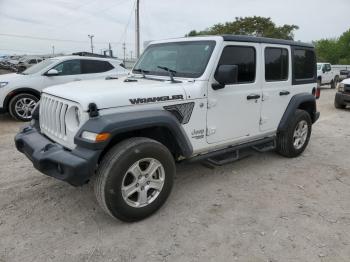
[133,41,216,78]
[22,59,57,75]
[217,46,256,83]
[81,60,114,74]
[293,49,316,81]
[52,60,81,75]
[265,47,289,81]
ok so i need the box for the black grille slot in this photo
[164,102,195,124]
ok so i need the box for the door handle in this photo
[247,94,261,100]
[279,91,290,96]
[74,78,82,81]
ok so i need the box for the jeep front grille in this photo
[40,95,69,139]
[39,93,82,149]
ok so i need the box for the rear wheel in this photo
[276,110,312,158]
[94,137,175,222]
[331,79,336,89]
[8,93,39,121]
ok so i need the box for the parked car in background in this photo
[0,56,129,121]
[334,79,350,109]
[16,57,44,72]
[317,63,339,89]
[339,69,350,81]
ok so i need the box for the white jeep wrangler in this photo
[15,35,320,222]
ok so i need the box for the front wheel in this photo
[8,93,39,121]
[276,110,312,158]
[94,137,175,222]
[334,99,346,109]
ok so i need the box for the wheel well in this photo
[98,126,183,163]
[4,88,41,111]
[298,101,316,122]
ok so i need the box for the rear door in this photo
[259,44,291,132]
[80,59,115,80]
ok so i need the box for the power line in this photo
[0,33,132,45]
[119,0,137,44]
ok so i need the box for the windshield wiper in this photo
[157,66,181,83]
[133,68,150,78]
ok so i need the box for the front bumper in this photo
[335,92,350,105]
[15,125,101,186]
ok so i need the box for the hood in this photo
[342,78,350,85]
[0,73,27,82]
[43,77,190,111]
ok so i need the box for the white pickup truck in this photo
[317,63,339,89]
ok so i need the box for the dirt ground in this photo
[0,87,349,262]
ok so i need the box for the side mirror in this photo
[213,65,238,90]
[45,69,59,76]
[322,68,326,73]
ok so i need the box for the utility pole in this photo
[88,34,94,53]
[108,42,113,57]
[135,0,140,58]
[52,45,55,56]
[130,51,133,60]
[123,42,126,64]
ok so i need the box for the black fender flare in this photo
[74,110,193,158]
[278,93,319,132]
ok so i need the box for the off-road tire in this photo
[276,109,312,158]
[330,78,337,89]
[334,99,346,109]
[94,137,175,222]
[8,93,39,121]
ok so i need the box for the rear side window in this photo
[292,48,316,84]
[265,47,288,81]
[81,60,114,74]
[218,46,256,83]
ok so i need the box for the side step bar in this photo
[185,137,276,166]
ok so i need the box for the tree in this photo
[186,16,299,40]
[313,39,341,64]
[314,29,350,64]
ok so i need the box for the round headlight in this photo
[65,106,81,132]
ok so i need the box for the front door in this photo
[206,43,262,144]
[43,59,82,88]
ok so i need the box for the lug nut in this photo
[135,183,139,187]
[147,181,150,185]
[141,186,144,190]
[138,175,142,180]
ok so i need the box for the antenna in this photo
[135,0,140,58]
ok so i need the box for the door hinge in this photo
[207,99,217,109]
[206,127,216,136]
[259,117,268,125]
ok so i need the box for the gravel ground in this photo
[0,87,349,262]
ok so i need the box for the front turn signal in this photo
[81,131,110,142]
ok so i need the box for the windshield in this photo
[133,41,216,78]
[317,64,322,70]
[22,59,57,75]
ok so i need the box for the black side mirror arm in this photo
[212,83,225,90]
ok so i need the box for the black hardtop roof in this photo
[221,35,314,48]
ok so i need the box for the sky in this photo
[0,0,349,58]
